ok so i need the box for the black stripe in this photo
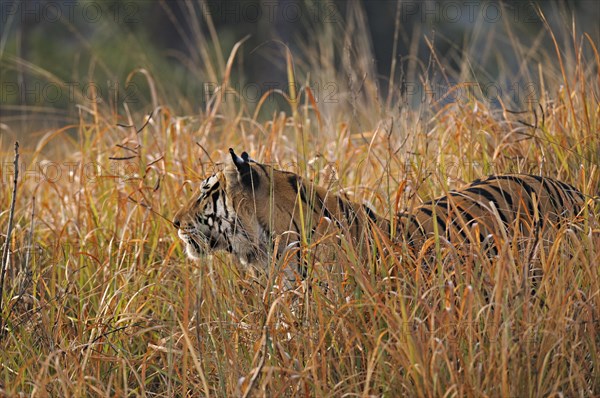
[464,186,509,225]
[495,175,540,226]
[256,163,269,175]
[289,175,313,210]
[543,177,564,210]
[288,175,300,193]
[277,204,301,233]
[344,196,357,223]
[298,185,311,208]
[211,191,220,211]
[554,179,584,215]
[314,192,333,220]
[419,206,447,233]
[485,183,514,210]
[208,180,220,192]
[554,179,585,203]
[419,207,433,217]
[189,237,202,253]
[435,200,449,210]
[338,197,352,222]
[449,200,486,242]
[528,175,561,212]
[363,204,378,224]
[241,167,261,189]
[398,213,427,244]
[195,214,208,226]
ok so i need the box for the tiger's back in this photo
[399,174,587,251]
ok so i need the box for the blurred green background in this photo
[1,0,598,135]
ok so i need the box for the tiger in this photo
[173,149,390,281]
[173,148,590,281]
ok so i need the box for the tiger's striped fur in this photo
[173,149,589,280]
[398,174,587,254]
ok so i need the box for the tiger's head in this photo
[173,149,271,267]
[174,149,325,273]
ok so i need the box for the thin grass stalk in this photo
[0,142,20,337]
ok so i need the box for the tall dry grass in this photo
[1,3,599,397]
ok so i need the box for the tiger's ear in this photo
[229,148,247,169]
[229,148,259,188]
